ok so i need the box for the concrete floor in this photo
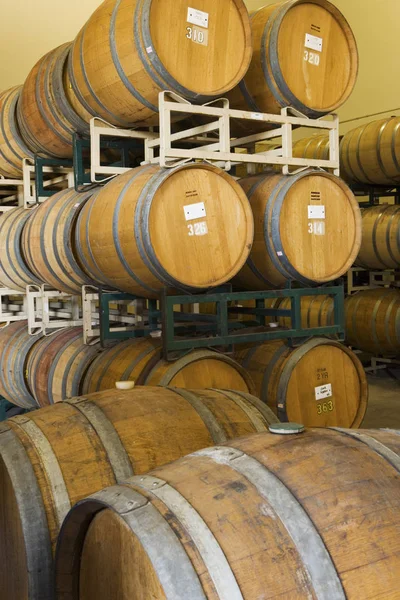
[362,373,400,429]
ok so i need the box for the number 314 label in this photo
[188,222,208,236]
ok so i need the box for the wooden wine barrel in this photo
[76,163,253,296]
[236,338,367,427]
[0,207,41,292]
[82,337,255,394]
[234,170,362,289]
[266,295,334,329]
[227,0,358,118]
[345,289,400,356]
[341,117,400,185]
[293,135,331,161]
[0,86,33,178]
[68,0,252,127]
[0,321,43,408]
[0,386,276,600]
[27,327,101,407]
[22,188,96,294]
[17,43,89,159]
[356,204,400,270]
[56,427,400,600]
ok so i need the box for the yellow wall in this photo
[0,0,101,89]
[0,0,398,134]
[245,0,400,134]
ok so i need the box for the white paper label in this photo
[184,202,206,222]
[315,383,332,401]
[187,7,209,28]
[305,33,323,52]
[308,205,325,220]
[251,112,264,121]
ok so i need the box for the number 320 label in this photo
[188,222,208,236]
[304,50,320,66]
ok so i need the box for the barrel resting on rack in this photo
[234,170,362,289]
[236,337,368,428]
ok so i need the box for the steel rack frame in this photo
[0,288,28,326]
[347,267,400,294]
[144,91,340,174]
[92,285,345,359]
[26,286,82,336]
[350,183,400,206]
[82,287,154,344]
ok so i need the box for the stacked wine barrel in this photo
[261,290,400,358]
[293,116,400,187]
[0,0,253,175]
[0,325,255,408]
[0,0,364,428]
[1,3,392,600]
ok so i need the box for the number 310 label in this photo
[188,222,208,236]
[186,26,208,46]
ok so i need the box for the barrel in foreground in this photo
[0,386,276,600]
[56,427,400,600]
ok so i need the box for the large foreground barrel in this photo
[228,0,358,118]
[82,337,255,394]
[0,386,276,600]
[0,321,43,408]
[27,327,100,407]
[345,289,400,356]
[68,0,252,127]
[236,338,367,427]
[0,207,41,291]
[234,170,361,289]
[356,204,400,270]
[341,117,400,185]
[22,188,96,294]
[56,427,400,600]
[18,43,89,158]
[76,163,253,296]
[0,86,33,177]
